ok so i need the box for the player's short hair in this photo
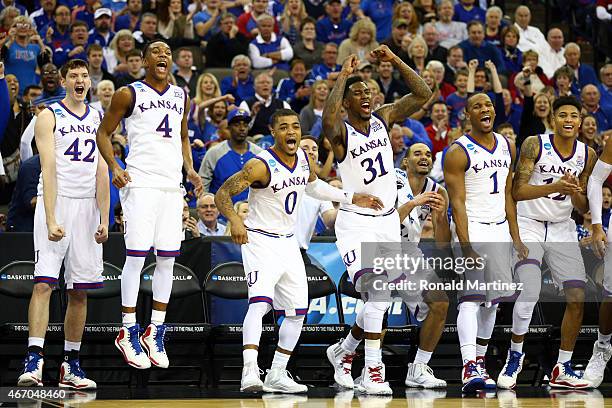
[142,39,170,59]
[270,108,299,128]
[406,142,432,158]
[496,122,513,132]
[343,75,366,99]
[87,43,103,55]
[552,95,582,113]
[466,92,491,110]
[301,135,318,144]
[60,59,89,78]
[126,49,143,60]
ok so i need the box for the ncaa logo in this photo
[54,109,65,118]
[342,250,357,268]
[466,143,475,150]
[0,274,7,280]
[269,159,277,167]
[247,271,258,287]
[544,143,552,150]
[211,275,218,281]
[174,90,183,98]
[143,274,152,281]
[577,157,584,167]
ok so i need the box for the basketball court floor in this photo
[4,386,612,407]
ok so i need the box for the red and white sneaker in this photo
[476,357,497,389]
[17,352,44,387]
[550,362,592,389]
[115,324,151,369]
[59,360,96,389]
[356,364,392,395]
[140,324,169,368]
[326,341,357,389]
[461,360,485,393]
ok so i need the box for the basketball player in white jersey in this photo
[497,96,596,389]
[322,45,432,394]
[444,93,527,393]
[17,59,109,389]
[583,124,612,387]
[214,108,382,393]
[96,40,203,369]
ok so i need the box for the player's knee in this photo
[67,289,87,304]
[514,301,536,320]
[459,301,480,313]
[364,301,390,319]
[248,302,272,317]
[428,300,449,319]
[564,286,585,304]
[33,282,53,297]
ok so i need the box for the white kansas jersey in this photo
[37,102,101,198]
[454,132,512,223]
[245,148,310,236]
[124,81,186,189]
[518,134,587,222]
[337,113,397,215]
[396,168,437,243]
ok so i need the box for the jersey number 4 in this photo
[156,114,173,138]
[64,138,96,162]
[361,152,388,185]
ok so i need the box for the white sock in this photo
[364,339,381,366]
[28,337,45,349]
[476,343,488,359]
[598,330,612,346]
[243,348,258,366]
[510,340,524,353]
[64,340,81,352]
[151,309,166,326]
[557,349,573,364]
[341,332,361,352]
[413,348,432,365]
[458,302,479,363]
[271,351,291,369]
[122,312,137,328]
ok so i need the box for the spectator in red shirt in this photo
[236,0,278,40]
[426,100,451,155]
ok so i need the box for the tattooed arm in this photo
[322,54,359,162]
[512,136,582,201]
[373,45,433,127]
[574,146,598,214]
[506,140,528,259]
[214,158,269,244]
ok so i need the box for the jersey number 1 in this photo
[156,114,173,138]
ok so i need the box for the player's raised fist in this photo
[514,240,529,260]
[352,193,384,210]
[187,169,204,197]
[112,167,131,188]
[95,224,109,244]
[230,218,249,245]
[48,224,65,242]
[340,54,359,75]
[370,45,395,63]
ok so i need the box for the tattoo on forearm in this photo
[513,136,538,187]
[322,74,348,144]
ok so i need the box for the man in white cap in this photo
[89,8,115,49]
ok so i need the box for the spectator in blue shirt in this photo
[72,0,98,30]
[193,0,223,40]
[582,84,612,131]
[33,63,66,106]
[248,13,293,71]
[198,108,263,203]
[114,0,143,32]
[276,58,311,112]
[2,16,50,96]
[88,8,115,48]
[316,0,352,45]
[453,0,485,24]
[446,68,469,127]
[500,25,523,76]
[221,54,256,104]
[41,5,71,50]
[459,21,506,75]
[564,42,600,95]
[53,21,90,68]
[600,64,612,110]
[361,0,393,42]
[500,88,523,135]
[30,0,55,34]
[5,155,40,232]
[309,42,342,81]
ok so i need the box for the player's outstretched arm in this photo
[505,140,528,260]
[181,93,203,197]
[96,87,133,188]
[215,158,269,244]
[321,54,358,161]
[512,136,582,201]
[573,146,598,214]
[95,156,110,244]
[35,108,64,242]
[588,142,612,257]
[443,144,473,257]
[304,152,383,210]
[373,45,432,127]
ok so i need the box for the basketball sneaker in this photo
[59,360,97,389]
[584,341,612,388]
[326,341,357,389]
[497,350,525,389]
[550,361,592,389]
[476,356,496,389]
[461,360,485,393]
[263,368,308,393]
[115,324,151,369]
[140,323,169,368]
[356,364,392,395]
[17,352,44,386]
[404,363,446,388]
[241,362,264,392]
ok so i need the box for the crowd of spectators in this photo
[0,0,611,246]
